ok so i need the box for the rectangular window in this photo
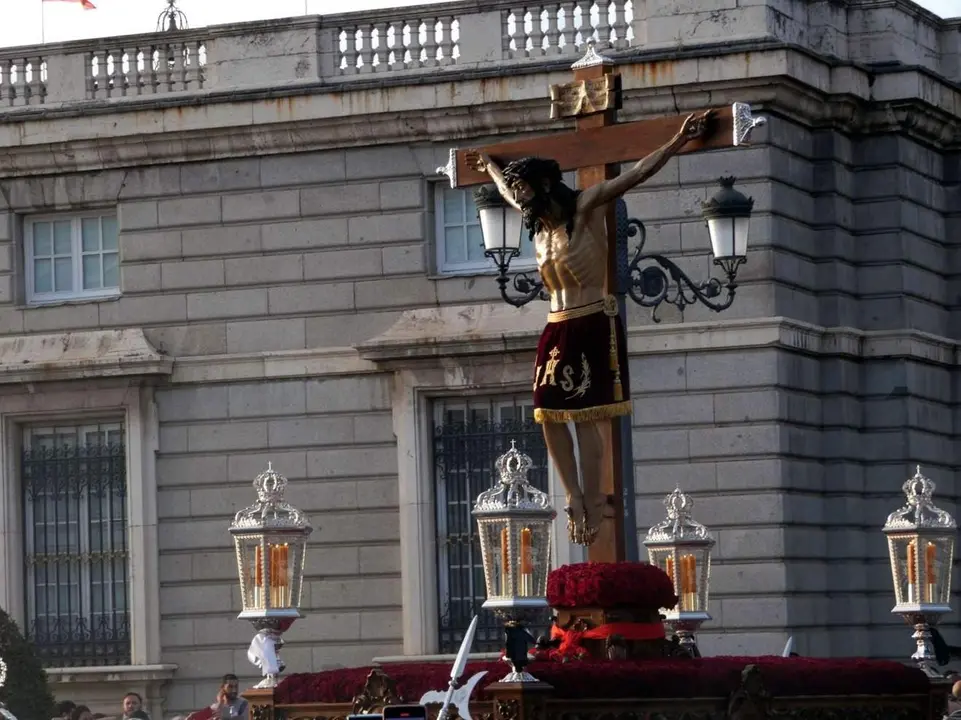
[432,395,549,654]
[21,421,131,667]
[434,184,536,275]
[25,214,120,304]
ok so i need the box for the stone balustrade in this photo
[0,0,955,110]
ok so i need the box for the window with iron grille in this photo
[21,422,131,667]
[433,395,550,654]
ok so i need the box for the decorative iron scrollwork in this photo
[624,217,743,323]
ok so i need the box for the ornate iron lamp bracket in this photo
[486,247,549,307]
[624,220,744,323]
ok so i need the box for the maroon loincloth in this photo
[533,297,631,424]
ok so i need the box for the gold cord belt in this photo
[547,296,617,324]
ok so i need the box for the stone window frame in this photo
[392,362,583,657]
[23,211,121,306]
[0,383,169,683]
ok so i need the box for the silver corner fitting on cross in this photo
[732,102,767,146]
[436,148,457,188]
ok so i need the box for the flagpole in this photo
[41,1,46,44]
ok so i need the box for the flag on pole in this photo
[43,0,96,8]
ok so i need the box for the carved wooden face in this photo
[508,177,535,205]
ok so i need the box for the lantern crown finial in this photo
[230,463,312,534]
[644,486,714,545]
[474,441,553,515]
[884,466,956,532]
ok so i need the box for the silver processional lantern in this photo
[882,466,956,676]
[229,463,313,688]
[473,441,555,682]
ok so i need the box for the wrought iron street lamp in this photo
[473,186,545,307]
[473,441,556,682]
[882,466,956,677]
[643,487,715,656]
[476,178,754,322]
[229,463,313,688]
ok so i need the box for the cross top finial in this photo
[571,38,614,70]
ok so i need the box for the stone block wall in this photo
[153,375,401,709]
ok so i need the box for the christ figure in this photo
[467,111,712,545]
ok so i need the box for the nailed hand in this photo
[465,149,492,172]
[679,110,713,141]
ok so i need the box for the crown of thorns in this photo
[502,157,563,186]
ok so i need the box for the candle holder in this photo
[473,441,556,682]
[882,466,956,677]
[229,463,313,688]
[643,487,715,656]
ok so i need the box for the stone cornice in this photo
[0,44,958,178]
[0,328,171,385]
[357,305,961,370]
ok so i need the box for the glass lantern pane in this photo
[477,519,506,599]
[889,535,916,605]
[267,540,293,608]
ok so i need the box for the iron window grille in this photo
[433,395,550,654]
[21,422,131,667]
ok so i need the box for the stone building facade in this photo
[0,0,956,715]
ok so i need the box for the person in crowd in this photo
[70,706,93,720]
[121,693,149,720]
[56,702,77,720]
[210,675,248,720]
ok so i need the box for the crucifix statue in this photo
[439,44,765,560]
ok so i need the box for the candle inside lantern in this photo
[925,541,937,603]
[519,527,532,595]
[500,528,509,595]
[680,554,698,610]
[268,543,290,608]
[906,539,917,603]
[254,544,263,608]
[665,555,675,586]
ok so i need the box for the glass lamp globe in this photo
[701,177,753,273]
[473,185,524,256]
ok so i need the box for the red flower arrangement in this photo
[547,562,678,610]
[275,657,930,705]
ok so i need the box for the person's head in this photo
[122,693,143,716]
[57,702,77,720]
[220,674,239,701]
[501,156,579,241]
[71,705,93,720]
[953,679,961,699]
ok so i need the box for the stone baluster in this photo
[436,18,451,64]
[612,0,628,47]
[356,27,370,73]
[29,56,44,104]
[596,0,612,48]
[130,48,143,94]
[373,23,388,70]
[423,18,438,67]
[388,21,403,70]
[558,1,575,51]
[576,0,594,46]
[545,5,561,54]
[339,28,355,73]
[509,7,525,57]
[407,20,423,68]
[531,6,547,57]
[163,43,175,91]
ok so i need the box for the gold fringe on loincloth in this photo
[534,400,633,424]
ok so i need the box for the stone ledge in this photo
[359,303,961,367]
[46,663,178,684]
[0,328,171,384]
[170,345,380,383]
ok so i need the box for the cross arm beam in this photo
[437,102,765,189]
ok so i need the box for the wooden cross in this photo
[438,45,764,564]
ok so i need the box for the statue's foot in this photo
[580,494,611,546]
[565,495,587,544]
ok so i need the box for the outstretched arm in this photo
[465,150,524,211]
[577,111,713,213]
